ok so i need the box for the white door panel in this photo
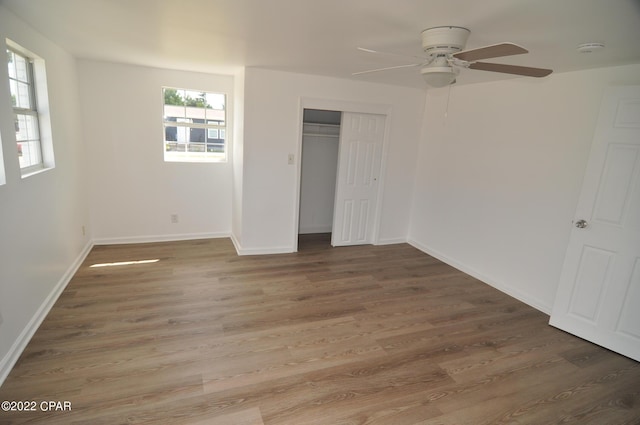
[550,86,640,361]
[332,113,385,246]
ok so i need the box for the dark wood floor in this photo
[0,235,638,424]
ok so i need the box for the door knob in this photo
[575,219,588,229]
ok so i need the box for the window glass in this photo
[162,88,227,162]
[7,46,46,172]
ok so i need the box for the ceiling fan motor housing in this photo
[421,26,470,57]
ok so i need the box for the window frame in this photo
[6,39,54,177]
[7,45,43,174]
[162,87,228,163]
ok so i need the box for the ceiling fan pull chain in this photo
[445,83,452,119]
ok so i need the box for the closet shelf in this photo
[303,122,340,139]
[302,132,340,138]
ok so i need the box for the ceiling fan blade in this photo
[357,47,427,61]
[469,61,553,77]
[453,42,528,62]
[352,63,422,76]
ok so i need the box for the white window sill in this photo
[21,165,54,179]
[164,154,228,164]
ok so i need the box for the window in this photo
[7,45,45,173]
[162,87,227,162]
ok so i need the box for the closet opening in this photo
[298,109,341,250]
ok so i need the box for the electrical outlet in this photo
[170,214,179,224]
[288,153,295,165]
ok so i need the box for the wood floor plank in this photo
[0,235,638,424]
[183,407,265,425]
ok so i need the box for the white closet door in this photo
[331,112,385,246]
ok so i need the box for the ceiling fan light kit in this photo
[355,25,553,88]
[419,26,468,87]
[420,66,458,88]
[420,55,459,87]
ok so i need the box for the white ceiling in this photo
[3,0,640,88]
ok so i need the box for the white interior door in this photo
[550,86,640,361]
[331,112,385,246]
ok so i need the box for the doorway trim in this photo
[293,97,393,252]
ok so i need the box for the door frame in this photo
[293,97,392,252]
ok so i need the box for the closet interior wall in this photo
[299,109,341,235]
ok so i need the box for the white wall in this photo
[77,60,234,243]
[409,64,640,313]
[231,68,245,248]
[0,6,90,383]
[238,68,425,253]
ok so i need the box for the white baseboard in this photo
[235,244,294,256]
[93,232,229,245]
[407,238,552,315]
[0,240,94,387]
[229,232,241,254]
[230,233,293,256]
[230,230,295,256]
[375,237,408,246]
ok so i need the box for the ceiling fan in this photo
[354,26,553,87]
